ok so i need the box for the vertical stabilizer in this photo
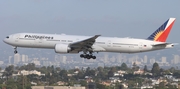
[147,18,176,42]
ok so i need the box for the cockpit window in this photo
[6,36,9,38]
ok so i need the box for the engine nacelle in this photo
[54,44,71,53]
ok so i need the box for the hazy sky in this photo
[1,0,180,48]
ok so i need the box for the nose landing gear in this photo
[14,47,18,54]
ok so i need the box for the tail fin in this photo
[147,18,176,42]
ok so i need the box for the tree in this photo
[97,70,107,80]
[132,62,139,71]
[143,65,148,72]
[111,67,116,73]
[75,71,84,79]
[170,67,176,73]
[108,70,114,78]
[80,80,87,86]
[39,66,47,74]
[159,82,166,88]
[84,67,97,77]
[119,84,124,89]
[6,78,18,89]
[96,83,106,89]
[56,67,61,72]
[160,68,164,75]
[107,67,117,78]
[26,63,36,70]
[151,62,160,76]
[59,70,68,82]
[97,67,103,72]
[27,74,39,82]
[16,75,31,89]
[3,65,14,80]
[121,63,128,71]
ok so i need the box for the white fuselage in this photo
[3,33,174,53]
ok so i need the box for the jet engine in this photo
[54,44,71,53]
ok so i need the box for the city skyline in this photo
[0,47,179,69]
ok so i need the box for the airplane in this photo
[3,18,176,59]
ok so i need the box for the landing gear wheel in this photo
[86,55,91,59]
[80,52,96,60]
[92,56,96,59]
[80,54,84,58]
[14,50,18,54]
[87,57,91,59]
[89,55,93,58]
[84,55,87,58]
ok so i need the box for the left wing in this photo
[69,35,101,52]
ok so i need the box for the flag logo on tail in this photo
[147,18,176,42]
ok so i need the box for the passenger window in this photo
[61,40,66,42]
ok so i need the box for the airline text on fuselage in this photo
[24,35,53,40]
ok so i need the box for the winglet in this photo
[147,18,176,42]
[94,35,101,39]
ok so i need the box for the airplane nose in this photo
[3,38,7,43]
[3,36,10,44]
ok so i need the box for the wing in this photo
[69,35,101,52]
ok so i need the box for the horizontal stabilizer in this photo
[152,43,170,46]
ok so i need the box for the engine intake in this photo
[55,44,71,53]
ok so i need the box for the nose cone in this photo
[3,38,8,44]
[3,36,10,44]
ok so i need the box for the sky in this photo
[0,0,180,49]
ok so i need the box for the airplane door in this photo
[107,40,111,47]
[139,42,143,51]
[14,34,20,42]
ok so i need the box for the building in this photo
[141,85,153,89]
[150,58,155,64]
[97,63,104,68]
[134,69,144,75]
[14,53,21,64]
[31,58,41,66]
[21,54,28,62]
[160,56,167,65]
[104,54,109,63]
[144,55,148,63]
[173,55,179,64]
[116,54,123,63]
[13,70,45,76]
[61,56,67,64]
[8,56,12,64]
[0,61,4,65]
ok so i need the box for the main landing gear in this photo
[80,54,96,59]
[14,47,18,54]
